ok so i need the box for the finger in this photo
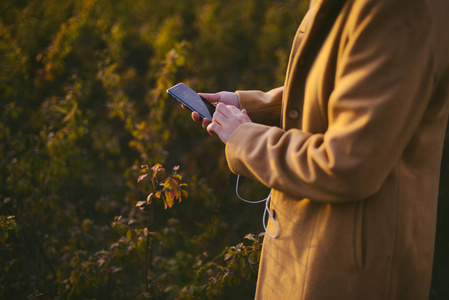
[215,103,234,118]
[227,106,251,123]
[212,110,228,126]
[198,93,220,104]
[202,118,211,128]
[191,111,202,123]
[207,122,222,137]
[239,109,252,122]
[226,105,242,114]
[216,104,247,122]
[208,122,230,144]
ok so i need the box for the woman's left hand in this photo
[207,103,252,144]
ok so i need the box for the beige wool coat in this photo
[226,0,449,299]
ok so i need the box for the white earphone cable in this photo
[235,175,279,238]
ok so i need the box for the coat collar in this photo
[282,0,347,129]
[291,0,347,72]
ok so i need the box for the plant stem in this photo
[145,202,153,295]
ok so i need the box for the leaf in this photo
[163,179,171,189]
[137,174,148,182]
[169,189,176,200]
[147,193,154,202]
[164,284,180,294]
[166,176,179,190]
[244,233,256,241]
[172,174,182,181]
[222,271,229,281]
[151,163,165,175]
[135,201,146,207]
[98,258,106,267]
[164,190,174,209]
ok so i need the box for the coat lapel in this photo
[292,0,347,70]
[282,0,348,129]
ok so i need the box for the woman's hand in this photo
[182,91,240,129]
[207,103,252,144]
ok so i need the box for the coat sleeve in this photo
[236,87,283,126]
[225,0,435,203]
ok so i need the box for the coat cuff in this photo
[225,122,270,180]
[235,88,283,126]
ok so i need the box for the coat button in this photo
[287,108,300,120]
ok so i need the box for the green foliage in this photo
[0,216,17,250]
[179,232,265,299]
[0,0,447,299]
[137,164,188,210]
[0,0,307,298]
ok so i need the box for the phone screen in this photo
[167,83,215,120]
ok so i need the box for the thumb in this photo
[198,92,220,104]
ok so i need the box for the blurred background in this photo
[0,0,447,299]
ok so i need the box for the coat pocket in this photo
[354,201,366,269]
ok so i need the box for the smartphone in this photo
[167,83,216,120]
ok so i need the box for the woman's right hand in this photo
[187,91,240,129]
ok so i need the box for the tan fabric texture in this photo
[226,0,449,299]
